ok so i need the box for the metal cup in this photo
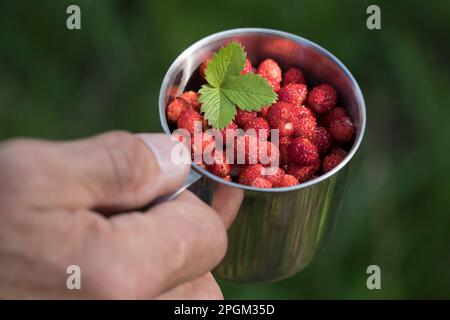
[158,28,366,283]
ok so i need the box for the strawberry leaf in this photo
[199,85,236,129]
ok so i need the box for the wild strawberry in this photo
[235,109,257,128]
[238,164,264,185]
[166,97,189,122]
[278,83,308,106]
[279,136,291,165]
[328,116,355,142]
[199,57,212,80]
[293,114,316,139]
[220,121,238,144]
[234,135,260,165]
[276,174,299,187]
[250,177,272,188]
[257,59,282,90]
[311,126,332,155]
[244,117,271,140]
[287,160,320,183]
[267,101,299,136]
[191,132,215,164]
[288,137,319,165]
[223,175,232,182]
[295,105,315,118]
[258,140,280,167]
[263,167,285,186]
[323,148,347,173]
[258,106,270,119]
[180,91,201,112]
[205,151,231,177]
[307,84,338,114]
[282,67,306,86]
[177,108,203,135]
[242,59,253,75]
[320,106,348,127]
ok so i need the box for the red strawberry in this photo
[263,167,285,186]
[278,83,308,106]
[311,126,332,155]
[257,59,282,90]
[242,59,253,75]
[295,105,315,118]
[220,121,238,145]
[267,101,299,136]
[244,117,271,140]
[288,137,319,165]
[328,115,355,143]
[191,132,215,164]
[235,109,257,128]
[279,136,292,165]
[293,114,317,139]
[180,91,201,112]
[258,105,270,119]
[177,108,203,135]
[323,148,347,172]
[238,164,264,185]
[166,97,189,122]
[199,57,212,80]
[258,140,280,167]
[307,84,338,114]
[287,160,320,182]
[282,67,306,86]
[276,174,299,187]
[234,134,260,165]
[320,106,348,127]
[223,175,232,182]
[205,151,231,177]
[250,177,272,188]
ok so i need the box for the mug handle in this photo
[148,170,202,206]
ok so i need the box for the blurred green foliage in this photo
[1,0,449,299]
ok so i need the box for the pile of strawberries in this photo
[166,55,355,188]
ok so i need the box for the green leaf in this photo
[222,73,277,111]
[199,85,236,129]
[205,42,246,88]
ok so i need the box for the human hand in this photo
[0,131,243,299]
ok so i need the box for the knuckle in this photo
[98,131,149,192]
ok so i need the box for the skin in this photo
[0,131,243,299]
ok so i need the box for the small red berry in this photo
[238,164,264,185]
[287,160,320,183]
[234,135,260,165]
[199,57,212,80]
[244,117,271,140]
[263,167,285,186]
[223,175,232,182]
[282,67,306,86]
[277,174,299,187]
[258,105,270,119]
[311,126,333,155]
[177,108,203,135]
[250,177,272,188]
[328,116,355,143]
[191,132,215,164]
[307,84,338,114]
[267,101,298,136]
[166,97,189,122]
[320,106,348,127]
[293,114,317,139]
[206,151,231,177]
[279,136,291,165]
[220,121,238,144]
[278,83,308,106]
[242,59,253,75]
[257,59,282,90]
[287,137,319,165]
[295,105,315,118]
[258,140,280,167]
[235,109,257,128]
[180,91,201,112]
[323,148,347,173]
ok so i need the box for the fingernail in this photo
[136,133,190,179]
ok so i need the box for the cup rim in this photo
[159,28,366,192]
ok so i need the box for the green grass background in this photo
[1,0,449,298]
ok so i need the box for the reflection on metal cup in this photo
[159,28,366,283]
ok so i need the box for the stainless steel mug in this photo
[158,28,366,283]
